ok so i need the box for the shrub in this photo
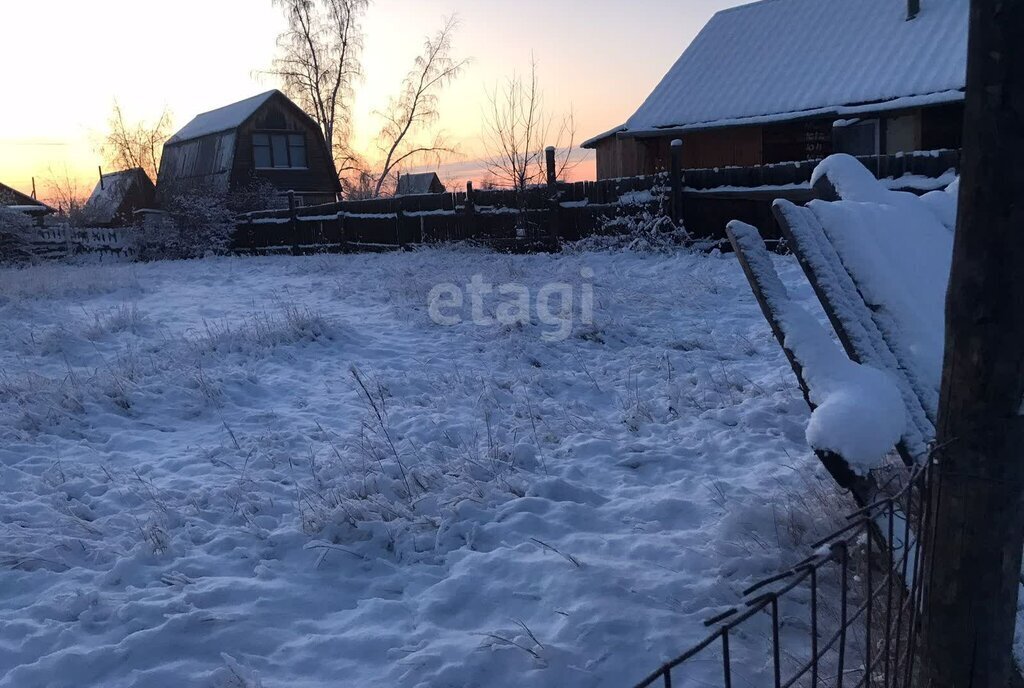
[0,194,38,262]
[136,191,236,260]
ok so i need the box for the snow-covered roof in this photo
[84,168,154,224]
[586,0,967,145]
[0,181,50,211]
[167,91,279,144]
[396,172,444,196]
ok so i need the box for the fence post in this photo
[464,181,476,243]
[918,1,1024,686]
[546,148,561,247]
[287,191,299,255]
[670,139,684,225]
[396,204,404,249]
[337,211,348,253]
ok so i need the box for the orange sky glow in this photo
[0,0,744,202]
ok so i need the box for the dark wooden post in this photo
[669,139,684,225]
[396,196,405,249]
[287,190,299,255]
[545,148,561,247]
[917,2,1024,687]
[463,181,476,242]
[338,209,349,253]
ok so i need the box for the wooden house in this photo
[395,172,445,196]
[156,90,340,207]
[83,168,155,226]
[0,181,54,222]
[583,0,968,178]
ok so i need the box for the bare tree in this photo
[482,57,576,194]
[100,101,173,182]
[41,166,88,218]
[267,0,367,178]
[364,17,468,198]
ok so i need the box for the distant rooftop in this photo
[396,172,445,196]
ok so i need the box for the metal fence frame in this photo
[634,461,934,688]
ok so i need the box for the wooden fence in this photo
[1,149,958,262]
[3,226,138,261]
[235,175,669,254]
[235,149,960,253]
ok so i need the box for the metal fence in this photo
[634,461,933,688]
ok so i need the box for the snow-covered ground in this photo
[0,248,850,688]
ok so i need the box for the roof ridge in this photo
[190,89,279,119]
[713,0,785,17]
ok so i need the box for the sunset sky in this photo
[0,0,744,200]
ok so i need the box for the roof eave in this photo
[613,90,966,140]
[581,125,628,149]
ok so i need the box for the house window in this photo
[833,118,880,157]
[253,132,307,169]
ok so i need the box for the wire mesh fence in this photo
[634,461,933,688]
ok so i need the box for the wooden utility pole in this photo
[917,1,1024,686]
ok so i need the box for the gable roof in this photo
[0,181,44,207]
[167,90,278,145]
[396,172,444,195]
[586,0,967,145]
[84,168,155,224]
[0,181,53,213]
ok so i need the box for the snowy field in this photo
[0,248,850,688]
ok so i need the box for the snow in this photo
[808,155,954,408]
[729,222,905,472]
[84,170,145,224]
[618,0,967,135]
[0,248,854,687]
[167,91,278,144]
[920,177,960,231]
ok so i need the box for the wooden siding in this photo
[762,119,832,163]
[683,126,764,168]
[231,94,339,204]
[157,92,339,207]
[593,102,964,180]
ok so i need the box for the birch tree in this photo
[366,17,468,198]
[100,101,173,182]
[268,0,367,177]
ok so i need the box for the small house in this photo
[156,90,340,207]
[583,0,968,178]
[0,181,53,220]
[395,172,446,196]
[83,168,155,226]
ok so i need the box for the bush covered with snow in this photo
[0,197,38,262]
[569,178,693,253]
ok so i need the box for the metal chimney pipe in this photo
[908,0,920,20]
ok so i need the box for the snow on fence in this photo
[635,461,933,688]
[5,226,139,261]
[235,149,959,254]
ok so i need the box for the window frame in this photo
[252,130,309,170]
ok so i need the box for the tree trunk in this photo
[917,1,1024,686]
